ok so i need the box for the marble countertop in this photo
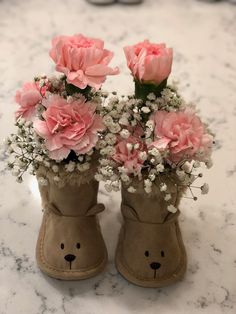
[0,0,236,313]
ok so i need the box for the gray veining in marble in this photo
[0,0,236,313]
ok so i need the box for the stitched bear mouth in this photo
[64,254,76,269]
[150,262,161,278]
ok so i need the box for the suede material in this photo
[41,180,99,216]
[115,178,187,287]
[36,170,108,280]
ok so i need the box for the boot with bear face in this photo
[115,175,187,287]
[36,165,108,280]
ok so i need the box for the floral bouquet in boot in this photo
[96,40,214,287]
[6,34,119,280]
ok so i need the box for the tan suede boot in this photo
[35,165,108,280]
[115,176,187,287]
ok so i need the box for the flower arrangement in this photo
[5,36,213,210]
[95,40,214,212]
[5,34,119,183]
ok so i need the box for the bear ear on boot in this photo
[86,204,105,216]
[121,204,140,222]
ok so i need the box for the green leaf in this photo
[65,82,92,98]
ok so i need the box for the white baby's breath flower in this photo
[38,176,48,186]
[36,155,43,162]
[144,186,152,194]
[160,183,167,192]
[110,109,119,118]
[182,161,192,173]
[95,173,103,181]
[105,133,117,145]
[148,173,156,181]
[67,96,73,103]
[118,166,128,174]
[78,156,84,162]
[145,128,152,138]
[109,123,121,134]
[156,164,164,172]
[126,143,133,151]
[87,149,94,156]
[146,120,154,131]
[119,116,129,126]
[96,140,106,149]
[52,165,59,173]
[151,103,158,111]
[127,186,136,193]
[120,129,130,139]
[101,146,115,156]
[134,143,140,149]
[110,174,119,182]
[176,169,186,180]
[111,180,120,191]
[139,151,147,161]
[100,159,110,166]
[53,176,60,182]
[144,179,152,187]
[12,169,20,176]
[131,120,137,127]
[149,147,161,158]
[43,160,50,168]
[205,159,213,169]
[81,162,90,171]
[103,115,113,126]
[147,93,156,101]
[145,138,152,145]
[182,174,195,185]
[65,161,75,172]
[151,158,157,165]
[141,106,150,113]
[121,174,130,182]
[164,194,172,201]
[193,161,201,168]
[201,183,209,195]
[167,204,177,213]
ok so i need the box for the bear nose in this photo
[64,254,76,262]
[150,262,161,270]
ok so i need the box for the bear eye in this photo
[76,242,81,249]
[144,250,149,257]
[161,250,165,257]
[60,243,64,250]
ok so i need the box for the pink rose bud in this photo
[49,34,119,90]
[124,40,173,86]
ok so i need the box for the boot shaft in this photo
[121,174,185,223]
[37,165,99,216]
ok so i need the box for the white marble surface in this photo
[0,0,236,313]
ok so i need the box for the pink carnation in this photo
[49,34,119,90]
[124,40,173,85]
[15,82,42,121]
[150,110,213,163]
[34,95,104,160]
[112,136,146,174]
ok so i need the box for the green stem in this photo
[134,78,168,101]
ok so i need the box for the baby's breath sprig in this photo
[5,119,48,183]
